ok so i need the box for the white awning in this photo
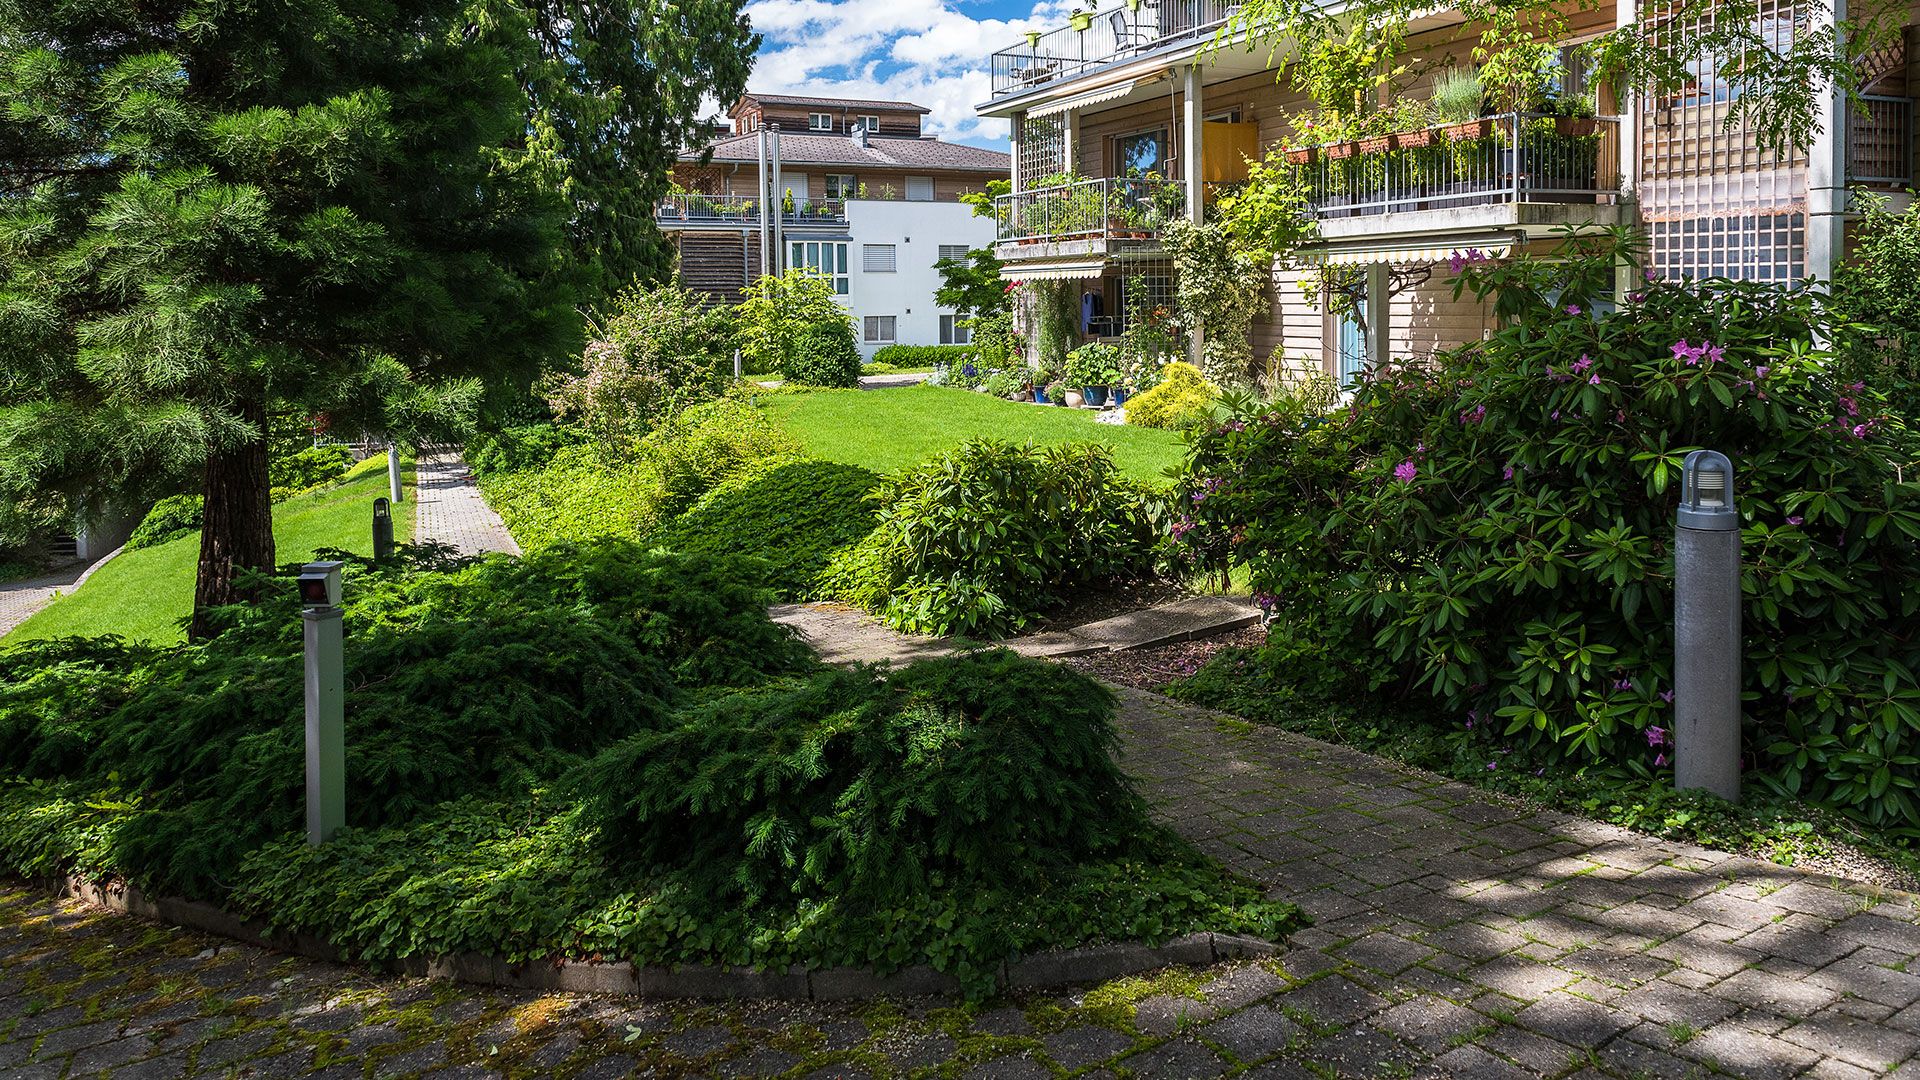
[1297,238,1515,267]
[1000,260,1108,281]
[1027,78,1145,119]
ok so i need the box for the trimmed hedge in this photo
[870,345,975,369]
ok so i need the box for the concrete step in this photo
[1063,594,1261,652]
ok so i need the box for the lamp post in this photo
[386,444,403,504]
[372,497,394,562]
[298,561,347,844]
[1674,450,1741,802]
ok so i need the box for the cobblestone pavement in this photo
[0,561,88,637]
[9,677,1920,1075]
[413,451,520,558]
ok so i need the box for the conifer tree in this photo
[0,0,577,636]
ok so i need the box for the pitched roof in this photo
[738,93,931,114]
[687,131,1010,172]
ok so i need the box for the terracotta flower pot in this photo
[1283,146,1318,166]
[1443,119,1494,142]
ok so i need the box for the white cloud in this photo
[742,0,1067,146]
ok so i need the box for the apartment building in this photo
[977,0,1918,379]
[660,94,1011,355]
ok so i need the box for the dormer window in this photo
[861,114,880,133]
[809,113,833,131]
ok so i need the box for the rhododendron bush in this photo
[1173,231,1920,832]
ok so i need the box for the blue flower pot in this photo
[1111,387,1129,407]
[1034,387,1050,404]
[1082,385,1110,407]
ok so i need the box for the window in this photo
[905,175,935,201]
[861,114,881,132]
[937,244,969,263]
[1336,300,1368,386]
[825,173,857,199]
[863,316,898,343]
[791,241,850,294]
[862,244,897,272]
[809,112,833,131]
[1115,128,1170,178]
[939,315,972,345]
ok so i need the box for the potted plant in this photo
[1431,68,1491,141]
[1066,341,1121,407]
[1389,99,1437,149]
[1551,92,1598,137]
[1025,29,1042,47]
[1069,8,1092,31]
[1044,379,1069,406]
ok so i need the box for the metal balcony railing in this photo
[991,0,1238,97]
[1850,95,1914,187]
[992,176,1185,244]
[654,194,848,225]
[1289,114,1623,219]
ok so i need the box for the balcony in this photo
[654,194,847,229]
[992,177,1184,263]
[1850,95,1914,188]
[1290,114,1623,225]
[990,0,1236,98]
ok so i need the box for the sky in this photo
[741,0,1078,148]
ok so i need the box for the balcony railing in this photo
[1290,114,1622,219]
[991,0,1237,97]
[654,194,847,226]
[1850,94,1914,187]
[993,176,1184,244]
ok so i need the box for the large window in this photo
[825,173,857,199]
[1115,128,1170,177]
[862,244,897,273]
[906,176,935,202]
[791,242,849,294]
[864,316,898,343]
[861,114,881,132]
[939,314,972,345]
[809,112,834,131]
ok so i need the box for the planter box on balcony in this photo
[1554,117,1599,138]
[1443,119,1495,142]
[1392,128,1437,150]
[1323,141,1360,160]
[1356,135,1392,155]
[1284,146,1318,166]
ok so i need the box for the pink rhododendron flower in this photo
[1787,515,1803,526]
[1448,251,1468,273]
[1394,460,1418,483]
[1565,304,1582,316]
[1589,373,1601,385]
[1502,465,1514,480]
[1654,753,1668,767]
[1646,726,1667,746]
[1572,354,1594,374]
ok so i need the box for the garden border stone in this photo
[46,875,1279,1001]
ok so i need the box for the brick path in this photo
[0,562,88,638]
[413,451,520,558]
[8,623,1920,1076]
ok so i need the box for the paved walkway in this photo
[7,614,1920,1076]
[413,451,519,558]
[0,561,88,637]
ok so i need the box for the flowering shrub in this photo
[544,283,733,451]
[1174,235,1920,832]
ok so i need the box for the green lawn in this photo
[760,385,1187,484]
[5,456,415,647]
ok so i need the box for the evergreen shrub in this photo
[269,446,355,493]
[1174,233,1920,833]
[824,439,1157,637]
[654,459,882,598]
[783,321,863,388]
[869,345,975,369]
[467,423,586,478]
[125,495,206,551]
[1125,362,1219,430]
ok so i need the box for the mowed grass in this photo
[5,455,415,647]
[760,385,1186,484]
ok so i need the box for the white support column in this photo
[1365,263,1391,371]
[1062,111,1078,178]
[1183,64,1205,369]
[1806,0,1849,286]
[1615,0,1641,301]
[1010,112,1026,193]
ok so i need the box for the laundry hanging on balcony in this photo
[1080,290,1105,333]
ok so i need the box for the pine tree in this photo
[0,0,577,636]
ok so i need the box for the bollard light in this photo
[387,445,403,505]
[300,561,347,844]
[372,498,395,562]
[1673,449,1741,802]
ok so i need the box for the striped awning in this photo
[1297,237,1515,267]
[1000,260,1107,281]
[1027,78,1145,119]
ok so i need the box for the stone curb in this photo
[50,876,1279,1000]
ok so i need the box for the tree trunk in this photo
[190,397,276,641]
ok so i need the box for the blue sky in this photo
[743,0,1078,147]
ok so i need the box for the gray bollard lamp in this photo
[300,561,347,844]
[1673,450,1741,802]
